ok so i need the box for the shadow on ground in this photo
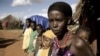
[0,38,18,48]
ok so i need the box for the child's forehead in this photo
[43,36,52,40]
[78,31,88,34]
[79,31,89,36]
[78,29,87,32]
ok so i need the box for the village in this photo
[0,0,99,56]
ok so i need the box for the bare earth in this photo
[0,30,24,56]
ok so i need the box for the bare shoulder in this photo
[71,35,88,48]
[70,35,95,56]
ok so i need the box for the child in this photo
[27,21,38,56]
[34,34,42,56]
[36,30,56,56]
[36,24,44,35]
[76,26,96,56]
[75,26,91,42]
[34,24,44,55]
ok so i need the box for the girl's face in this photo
[36,26,43,34]
[31,23,35,30]
[37,36,42,45]
[26,20,30,27]
[48,10,68,36]
[42,36,52,49]
[78,30,89,42]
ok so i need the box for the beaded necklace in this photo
[56,32,70,48]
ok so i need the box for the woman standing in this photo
[48,1,94,56]
[22,18,33,56]
[27,21,38,56]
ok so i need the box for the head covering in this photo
[42,30,56,39]
[48,1,72,17]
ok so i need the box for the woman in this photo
[27,21,38,56]
[48,1,94,56]
[22,18,33,56]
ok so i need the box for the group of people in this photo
[22,18,56,56]
[22,1,96,56]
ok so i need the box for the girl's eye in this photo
[56,19,63,22]
[49,19,53,22]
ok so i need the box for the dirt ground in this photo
[0,30,24,56]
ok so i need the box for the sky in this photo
[0,0,78,21]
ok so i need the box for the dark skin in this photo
[37,36,42,46]
[26,20,30,28]
[48,10,94,56]
[77,30,90,42]
[42,36,52,49]
[36,25,43,34]
[34,25,43,53]
[24,19,31,52]
[48,10,68,40]
[30,22,36,31]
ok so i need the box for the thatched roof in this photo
[1,15,18,23]
[1,15,23,29]
[72,0,97,23]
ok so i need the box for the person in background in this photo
[34,34,42,56]
[36,24,44,36]
[48,1,94,56]
[36,30,56,56]
[34,24,44,56]
[27,21,38,56]
[22,18,32,56]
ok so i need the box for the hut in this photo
[1,15,22,29]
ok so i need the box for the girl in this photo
[27,21,38,56]
[34,24,44,55]
[36,30,56,56]
[48,1,94,56]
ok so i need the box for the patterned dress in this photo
[51,33,74,56]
